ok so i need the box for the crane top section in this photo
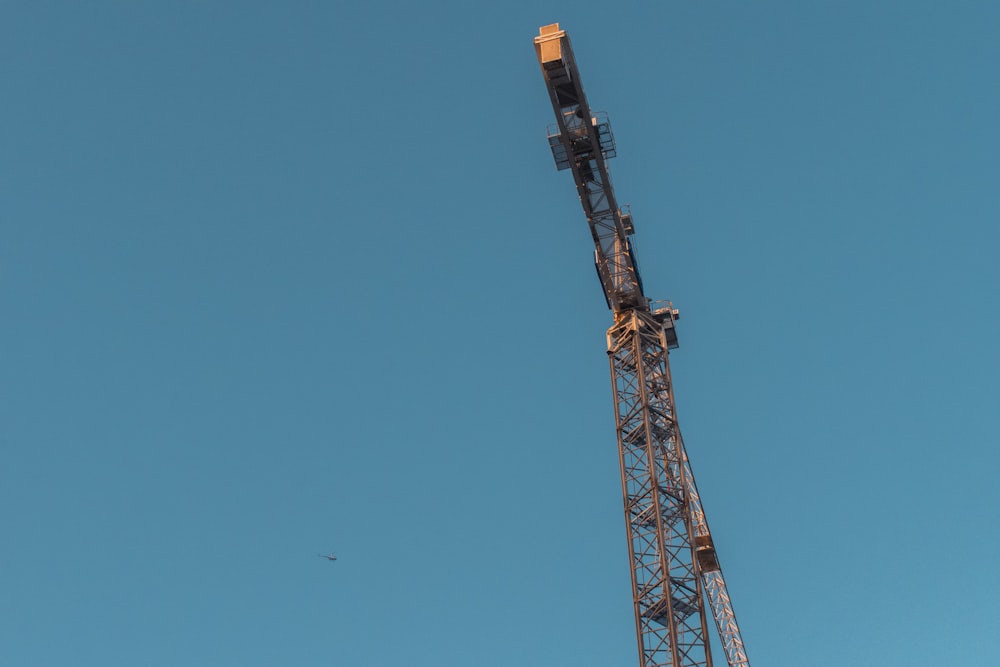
[535,24,678,343]
[534,26,645,310]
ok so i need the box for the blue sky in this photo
[2,2,998,665]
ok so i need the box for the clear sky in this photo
[2,2,998,666]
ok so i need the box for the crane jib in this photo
[534,24,645,313]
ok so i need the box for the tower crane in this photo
[533,24,750,667]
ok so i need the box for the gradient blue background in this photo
[2,2,998,665]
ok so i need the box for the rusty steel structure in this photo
[533,24,750,667]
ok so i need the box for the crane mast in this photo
[533,24,750,667]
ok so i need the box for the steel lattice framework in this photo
[534,24,750,667]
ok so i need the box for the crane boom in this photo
[533,24,645,314]
[534,24,750,667]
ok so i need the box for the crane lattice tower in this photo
[533,24,751,667]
